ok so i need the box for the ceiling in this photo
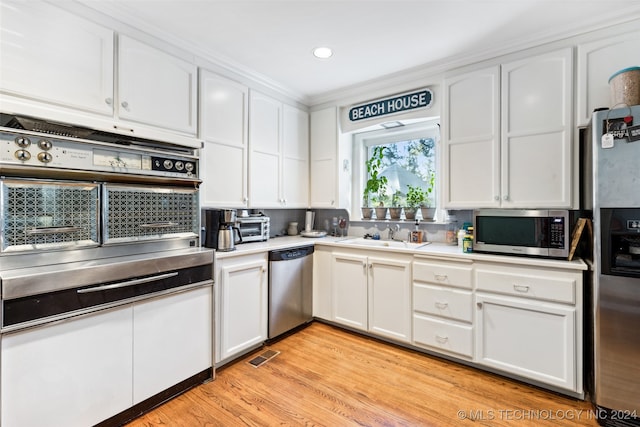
[79,0,640,105]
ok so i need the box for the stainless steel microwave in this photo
[473,209,572,258]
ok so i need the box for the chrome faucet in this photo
[387,224,401,241]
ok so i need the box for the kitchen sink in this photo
[338,237,430,249]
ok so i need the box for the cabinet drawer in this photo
[413,283,473,322]
[413,314,473,358]
[413,260,473,289]
[475,267,577,304]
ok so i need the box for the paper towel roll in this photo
[305,211,315,231]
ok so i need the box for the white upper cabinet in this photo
[118,35,197,134]
[577,31,640,126]
[248,90,309,208]
[310,107,339,208]
[282,104,310,208]
[0,0,114,115]
[443,66,500,208]
[444,48,573,209]
[249,91,282,207]
[199,71,249,207]
[501,48,573,208]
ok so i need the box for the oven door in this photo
[103,184,199,245]
[0,178,100,253]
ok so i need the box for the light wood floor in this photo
[127,322,598,426]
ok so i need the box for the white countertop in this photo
[214,235,588,271]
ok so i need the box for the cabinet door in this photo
[199,71,249,207]
[248,91,281,207]
[501,48,573,208]
[443,66,500,208]
[577,31,640,126]
[475,293,576,391]
[118,35,197,134]
[0,0,114,115]
[332,252,368,330]
[133,286,213,404]
[1,308,133,427]
[218,257,268,362]
[282,104,309,207]
[310,107,339,208]
[368,256,412,342]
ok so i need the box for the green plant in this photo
[421,170,436,207]
[391,190,403,207]
[405,185,426,208]
[362,146,388,207]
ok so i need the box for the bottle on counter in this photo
[463,226,474,253]
[445,213,458,245]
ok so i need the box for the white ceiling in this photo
[79,0,640,105]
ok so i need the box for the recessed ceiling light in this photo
[313,47,333,59]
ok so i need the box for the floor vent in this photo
[248,350,280,368]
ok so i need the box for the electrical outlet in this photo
[627,220,640,230]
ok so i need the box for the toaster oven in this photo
[235,216,270,242]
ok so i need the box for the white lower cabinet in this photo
[412,257,474,358]
[474,263,582,393]
[1,307,134,427]
[0,285,213,427]
[215,253,268,364]
[332,250,411,343]
[133,286,213,403]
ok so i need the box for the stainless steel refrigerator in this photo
[588,105,640,426]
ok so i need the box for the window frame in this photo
[351,120,440,218]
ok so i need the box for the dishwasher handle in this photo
[269,245,314,261]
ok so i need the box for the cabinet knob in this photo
[477,302,483,309]
[105,97,113,105]
[121,101,130,110]
[503,195,509,201]
[243,197,248,204]
[494,196,500,201]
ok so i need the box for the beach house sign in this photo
[348,89,433,122]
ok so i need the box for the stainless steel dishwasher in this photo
[268,245,314,339]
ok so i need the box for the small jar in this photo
[287,222,299,236]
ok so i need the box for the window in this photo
[353,120,440,219]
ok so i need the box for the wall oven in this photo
[473,209,572,258]
[0,114,214,425]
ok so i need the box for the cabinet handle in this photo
[435,335,449,344]
[477,302,483,309]
[105,97,113,105]
[513,284,530,293]
[331,200,335,206]
[434,274,448,281]
[435,302,449,309]
[243,197,248,204]
[121,101,130,110]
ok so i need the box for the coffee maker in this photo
[203,208,242,251]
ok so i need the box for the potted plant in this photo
[419,171,436,221]
[389,190,403,220]
[404,184,425,220]
[362,146,388,219]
